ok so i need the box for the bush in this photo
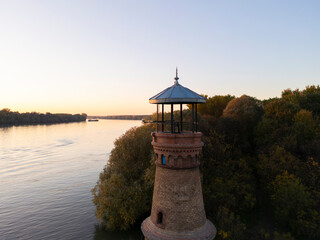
[92,125,154,230]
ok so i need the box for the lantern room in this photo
[149,69,206,133]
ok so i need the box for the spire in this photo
[174,67,179,84]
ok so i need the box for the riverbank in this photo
[0,109,87,125]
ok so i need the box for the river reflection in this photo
[0,120,142,240]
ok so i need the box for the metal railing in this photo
[143,120,199,133]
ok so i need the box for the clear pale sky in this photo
[1,1,319,115]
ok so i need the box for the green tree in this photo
[189,95,235,119]
[264,99,300,124]
[293,109,316,144]
[270,171,319,239]
[219,95,263,154]
[92,125,154,230]
[257,146,302,187]
[215,207,247,240]
[273,231,295,240]
[91,85,320,240]
[282,85,320,115]
[222,95,263,124]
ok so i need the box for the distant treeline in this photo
[0,108,87,125]
[90,115,151,120]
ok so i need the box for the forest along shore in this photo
[92,85,320,240]
[0,108,87,125]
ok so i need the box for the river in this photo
[0,120,144,240]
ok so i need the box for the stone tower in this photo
[141,70,216,240]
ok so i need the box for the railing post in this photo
[171,104,174,133]
[180,103,183,132]
[192,103,194,133]
[162,104,164,132]
[156,104,158,132]
[195,103,198,132]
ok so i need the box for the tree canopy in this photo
[92,125,154,230]
[92,85,320,240]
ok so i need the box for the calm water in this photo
[0,120,144,240]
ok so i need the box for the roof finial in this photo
[174,67,179,84]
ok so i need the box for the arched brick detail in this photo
[152,132,203,169]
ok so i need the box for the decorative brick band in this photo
[151,132,204,169]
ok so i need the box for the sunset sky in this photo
[1,1,319,115]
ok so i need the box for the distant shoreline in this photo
[89,115,151,120]
[0,109,87,126]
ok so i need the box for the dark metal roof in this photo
[149,72,206,104]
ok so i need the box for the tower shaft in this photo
[141,132,216,240]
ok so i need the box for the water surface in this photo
[0,120,143,240]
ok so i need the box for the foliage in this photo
[257,146,302,187]
[201,131,256,218]
[215,207,247,240]
[222,95,263,124]
[187,94,235,119]
[92,85,320,239]
[0,108,87,125]
[282,85,320,115]
[273,231,295,240]
[293,109,317,144]
[263,98,300,123]
[91,125,154,230]
[270,172,317,238]
[254,86,320,240]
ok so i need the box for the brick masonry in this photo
[141,132,216,240]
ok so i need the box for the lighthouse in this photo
[141,70,216,240]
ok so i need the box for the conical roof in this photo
[149,75,206,104]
